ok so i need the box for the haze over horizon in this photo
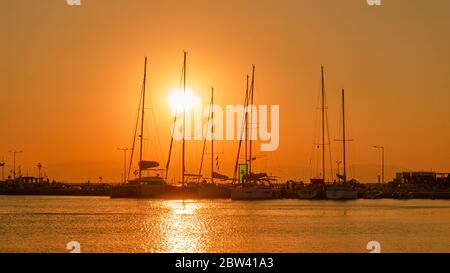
[1,0,450,183]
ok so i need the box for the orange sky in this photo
[1,0,449,183]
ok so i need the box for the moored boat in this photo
[231,184,282,200]
[306,67,333,198]
[109,57,168,199]
[326,90,358,200]
[230,66,282,201]
[195,87,233,199]
[110,176,166,198]
[393,191,413,200]
[297,179,327,200]
[325,184,358,200]
[363,190,383,199]
[198,183,232,199]
[163,183,199,199]
[297,188,319,199]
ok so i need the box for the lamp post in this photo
[8,150,23,180]
[37,163,42,181]
[373,146,385,183]
[1,157,5,181]
[117,148,129,184]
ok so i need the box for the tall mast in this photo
[232,76,250,183]
[139,57,147,181]
[342,89,347,183]
[249,65,255,175]
[321,66,326,183]
[245,75,249,167]
[211,87,214,185]
[182,52,187,187]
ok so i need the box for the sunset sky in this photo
[1,0,449,183]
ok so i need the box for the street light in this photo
[8,150,23,180]
[117,148,129,184]
[0,157,5,181]
[373,146,384,183]
[37,163,42,181]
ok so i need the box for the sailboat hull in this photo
[110,184,166,198]
[198,184,231,199]
[325,188,358,200]
[163,185,199,199]
[231,186,282,200]
[297,189,323,199]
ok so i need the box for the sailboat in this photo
[164,52,200,199]
[298,67,328,200]
[231,66,282,200]
[325,89,358,200]
[110,57,166,198]
[197,88,232,198]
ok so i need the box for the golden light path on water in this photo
[141,200,207,253]
[0,196,450,253]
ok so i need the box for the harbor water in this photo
[0,196,449,253]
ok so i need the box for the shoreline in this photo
[1,191,450,200]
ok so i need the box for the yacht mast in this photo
[211,87,214,185]
[232,75,250,183]
[321,66,325,183]
[182,52,187,187]
[245,75,249,168]
[342,89,347,183]
[139,57,147,181]
[249,65,255,175]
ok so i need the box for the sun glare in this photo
[168,88,200,114]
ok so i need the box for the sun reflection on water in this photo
[141,200,208,253]
[172,200,196,215]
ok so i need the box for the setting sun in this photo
[1,0,450,257]
[168,88,200,115]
